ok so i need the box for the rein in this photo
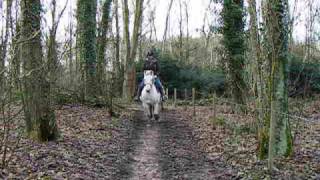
[144,81,154,86]
[144,75,155,86]
[143,70,156,91]
[144,81,155,92]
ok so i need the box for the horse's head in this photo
[144,70,155,93]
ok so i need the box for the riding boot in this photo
[134,85,143,101]
[160,86,166,101]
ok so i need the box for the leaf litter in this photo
[176,99,320,179]
[1,99,319,179]
[4,104,133,179]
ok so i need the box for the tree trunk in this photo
[130,0,144,62]
[47,0,58,87]
[222,0,247,111]
[11,9,21,91]
[129,0,144,98]
[113,0,122,96]
[178,0,183,62]
[265,0,293,169]
[162,0,174,52]
[122,0,131,100]
[20,0,58,141]
[184,1,190,63]
[97,0,112,95]
[248,0,269,159]
[122,0,144,100]
[77,0,97,100]
[68,1,73,88]
[0,0,13,96]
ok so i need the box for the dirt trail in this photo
[114,109,234,180]
[8,105,318,179]
[130,122,161,179]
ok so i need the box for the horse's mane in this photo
[144,70,154,76]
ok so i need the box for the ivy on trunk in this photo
[221,0,248,111]
[20,0,58,141]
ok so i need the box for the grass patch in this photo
[209,115,256,135]
[210,116,226,126]
[233,124,256,135]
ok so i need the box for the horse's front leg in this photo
[142,103,151,120]
[154,103,160,121]
[149,105,154,120]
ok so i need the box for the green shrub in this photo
[210,116,226,126]
[233,124,256,135]
[289,54,320,96]
[136,50,320,98]
[136,50,226,98]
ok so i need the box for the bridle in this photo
[144,73,155,92]
[144,76,155,86]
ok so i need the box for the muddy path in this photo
[113,109,235,180]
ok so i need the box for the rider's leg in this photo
[155,78,165,100]
[135,81,144,101]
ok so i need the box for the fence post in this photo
[166,88,169,100]
[184,88,187,100]
[192,88,196,117]
[173,88,177,107]
[213,92,216,121]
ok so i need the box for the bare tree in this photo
[0,0,13,94]
[122,0,131,100]
[113,0,122,95]
[184,0,190,63]
[304,0,319,62]
[20,0,58,141]
[147,4,157,42]
[47,0,68,88]
[97,0,112,95]
[264,0,293,169]
[67,0,74,87]
[11,0,21,90]
[122,0,144,100]
[248,0,269,159]
[161,0,174,51]
[178,0,183,62]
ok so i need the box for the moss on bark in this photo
[76,0,97,99]
[21,0,58,141]
[259,0,293,164]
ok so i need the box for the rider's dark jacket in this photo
[143,55,160,76]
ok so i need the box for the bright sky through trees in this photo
[0,0,318,42]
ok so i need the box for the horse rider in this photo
[134,48,166,101]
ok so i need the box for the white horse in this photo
[140,70,161,121]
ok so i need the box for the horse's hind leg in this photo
[161,101,164,111]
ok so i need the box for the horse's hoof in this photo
[154,114,160,121]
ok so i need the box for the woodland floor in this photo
[1,100,320,179]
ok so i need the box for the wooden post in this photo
[173,88,177,107]
[184,88,187,100]
[166,88,169,100]
[213,92,216,121]
[192,88,195,117]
